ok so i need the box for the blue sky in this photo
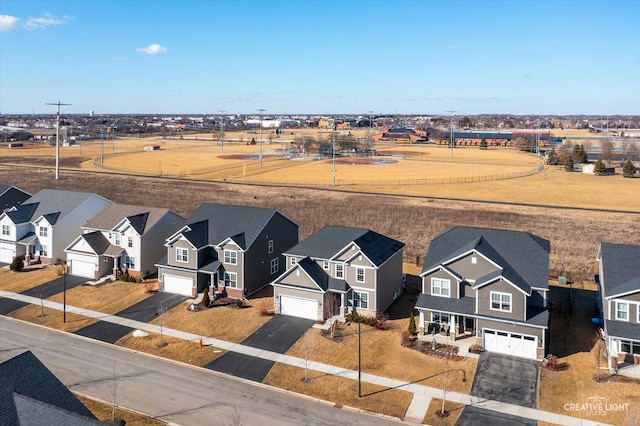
[1,0,638,115]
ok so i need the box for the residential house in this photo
[0,185,31,213]
[0,189,112,265]
[64,204,185,279]
[0,351,100,426]
[415,226,550,360]
[596,242,640,372]
[156,203,299,298]
[271,226,405,321]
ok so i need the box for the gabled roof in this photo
[285,225,404,267]
[0,351,98,425]
[422,226,550,292]
[598,242,640,298]
[0,185,31,212]
[175,203,294,250]
[3,189,109,225]
[83,203,183,235]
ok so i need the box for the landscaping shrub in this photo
[544,354,559,371]
[201,290,210,308]
[401,331,412,347]
[234,298,244,308]
[408,311,417,335]
[373,312,389,330]
[346,310,373,326]
[9,256,24,272]
[259,299,273,316]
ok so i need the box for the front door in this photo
[465,317,475,333]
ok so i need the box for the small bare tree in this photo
[157,300,168,348]
[441,356,449,416]
[35,287,46,318]
[223,404,247,426]
[111,360,124,422]
[593,329,607,381]
[302,332,311,383]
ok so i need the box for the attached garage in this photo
[69,259,95,279]
[162,274,194,296]
[279,295,318,321]
[0,242,15,263]
[483,329,538,360]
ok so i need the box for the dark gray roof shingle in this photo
[286,226,404,267]
[0,351,98,426]
[599,242,640,298]
[83,203,182,235]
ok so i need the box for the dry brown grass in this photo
[537,348,640,425]
[76,394,167,425]
[48,280,152,315]
[115,331,225,366]
[7,304,96,332]
[285,318,476,395]
[423,398,466,425]
[151,289,273,343]
[0,267,60,293]
[263,363,412,420]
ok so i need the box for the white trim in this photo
[431,277,451,298]
[356,267,365,283]
[175,247,189,263]
[414,306,550,330]
[615,301,629,321]
[475,275,531,296]
[224,249,238,265]
[490,291,512,313]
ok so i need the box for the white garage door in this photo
[70,259,95,278]
[280,295,318,321]
[0,242,16,263]
[483,329,538,360]
[163,274,193,296]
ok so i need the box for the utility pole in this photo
[368,110,374,157]
[258,109,266,167]
[446,110,457,161]
[219,110,226,151]
[44,101,72,179]
[332,126,336,187]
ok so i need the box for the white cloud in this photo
[23,12,71,30]
[136,44,167,55]
[0,15,21,32]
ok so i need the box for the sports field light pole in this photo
[446,110,457,161]
[44,101,72,179]
[368,110,374,157]
[258,109,266,167]
[219,110,226,151]
[332,126,337,187]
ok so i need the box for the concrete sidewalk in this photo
[0,290,610,426]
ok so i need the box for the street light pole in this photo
[258,109,266,168]
[63,261,67,323]
[332,126,336,187]
[44,101,72,179]
[358,321,362,397]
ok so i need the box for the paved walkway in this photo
[0,290,610,426]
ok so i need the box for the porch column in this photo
[450,314,456,338]
[418,311,425,334]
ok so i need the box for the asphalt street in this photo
[0,316,399,426]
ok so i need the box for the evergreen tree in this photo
[479,138,487,150]
[622,160,637,178]
[594,159,606,175]
[408,311,417,335]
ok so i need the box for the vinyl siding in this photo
[476,279,526,321]
[168,238,197,269]
[448,253,498,281]
[277,267,321,290]
[422,270,458,298]
[375,248,404,313]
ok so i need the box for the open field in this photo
[1,167,639,283]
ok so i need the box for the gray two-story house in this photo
[596,242,640,372]
[156,203,298,299]
[271,226,405,321]
[415,226,550,360]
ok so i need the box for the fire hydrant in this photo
[198,338,203,348]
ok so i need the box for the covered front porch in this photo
[418,310,477,339]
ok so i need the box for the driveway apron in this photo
[457,352,539,426]
[205,315,315,382]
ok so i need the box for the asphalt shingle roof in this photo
[605,318,640,341]
[0,351,98,426]
[179,203,288,250]
[599,242,640,298]
[83,203,182,235]
[3,189,106,225]
[422,226,550,291]
[285,225,404,267]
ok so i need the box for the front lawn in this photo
[0,266,60,293]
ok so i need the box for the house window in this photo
[431,311,450,324]
[40,244,48,257]
[124,256,135,269]
[471,256,477,264]
[223,271,237,288]
[1,225,9,236]
[621,341,631,353]
[615,302,629,321]
[224,250,237,265]
[431,278,450,297]
[114,233,121,246]
[268,239,274,254]
[335,264,344,279]
[323,261,329,270]
[290,257,297,267]
[356,267,365,283]
[353,291,368,309]
[490,291,512,312]
[176,248,188,263]
[270,258,279,274]
[127,236,133,248]
[39,226,48,237]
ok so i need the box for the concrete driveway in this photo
[205,315,315,382]
[457,352,538,426]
